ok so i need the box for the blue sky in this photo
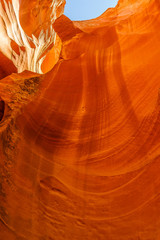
[64,0,118,21]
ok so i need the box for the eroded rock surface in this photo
[0,0,65,74]
[1,0,160,239]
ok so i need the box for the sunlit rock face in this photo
[0,0,65,74]
[1,0,160,239]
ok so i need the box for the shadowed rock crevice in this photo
[0,99,5,122]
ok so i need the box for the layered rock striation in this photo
[0,0,160,239]
[0,0,65,74]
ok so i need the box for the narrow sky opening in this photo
[64,0,118,21]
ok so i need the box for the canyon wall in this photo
[0,0,160,239]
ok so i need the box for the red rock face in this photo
[1,0,160,239]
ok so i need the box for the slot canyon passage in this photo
[1,0,160,239]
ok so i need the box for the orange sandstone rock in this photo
[1,0,160,239]
[0,52,17,80]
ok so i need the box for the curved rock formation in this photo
[1,0,160,239]
[0,0,65,74]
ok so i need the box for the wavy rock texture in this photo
[1,0,160,239]
[0,0,65,74]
